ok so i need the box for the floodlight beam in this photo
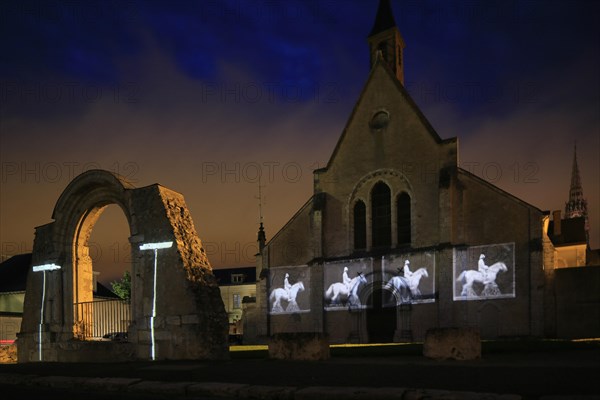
[39,271,46,361]
[139,241,172,361]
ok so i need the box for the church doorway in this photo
[366,288,396,343]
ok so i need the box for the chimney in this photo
[553,210,562,236]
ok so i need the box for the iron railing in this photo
[73,299,130,340]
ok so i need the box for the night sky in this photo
[1,0,598,285]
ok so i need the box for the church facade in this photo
[243,0,589,344]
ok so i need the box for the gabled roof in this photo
[548,217,587,246]
[213,266,256,285]
[319,55,454,173]
[457,168,542,212]
[0,253,31,292]
[266,195,315,245]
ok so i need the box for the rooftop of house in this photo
[0,253,120,298]
[0,253,31,292]
[212,266,256,286]
[548,216,587,247]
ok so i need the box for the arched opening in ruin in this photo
[20,170,229,362]
[89,204,132,290]
[76,204,132,341]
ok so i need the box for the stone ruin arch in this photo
[18,170,228,362]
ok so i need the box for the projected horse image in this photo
[384,267,429,304]
[457,261,507,297]
[324,273,367,308]
[270,281,305,313]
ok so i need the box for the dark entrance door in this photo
[366,288,396,343]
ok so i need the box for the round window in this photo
[370,110,390,130]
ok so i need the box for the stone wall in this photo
[553,266,600,339]
[0,344,17,363]
[268,332,330,361]
[423,327,481,360]
[245,38,547,345]
[264,198,315,268]
[18,170,228,362]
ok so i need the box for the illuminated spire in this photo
[565,143,589,240]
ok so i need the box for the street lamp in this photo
[32,263,62,362]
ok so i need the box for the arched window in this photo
[353,200,366,250]
[377,41,388,60]
[397,192,411,245]
[371,182,391,248]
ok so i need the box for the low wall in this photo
[423,327,481,360]
[0,314,21,344]
[0,344,17,363]
[554,266,600,339]
[268,332,330,361]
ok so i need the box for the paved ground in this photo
[1,346,599,400]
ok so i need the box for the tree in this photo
[111,270,131,301]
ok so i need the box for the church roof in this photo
[318,54,454,173]
[457,168,542,212]
[369,0,398,37]
[548,217,587,246]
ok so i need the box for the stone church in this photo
[243,0,552,344]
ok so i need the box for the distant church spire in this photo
[565,143,589,240]
[368,0,405,84]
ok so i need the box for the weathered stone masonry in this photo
[18,170,228,362]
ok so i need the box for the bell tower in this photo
[368,0,405,84]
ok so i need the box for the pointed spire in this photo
[367,0,405,84]
[369,0,397,37]
[565,142,589,242]
[569,143,582,197]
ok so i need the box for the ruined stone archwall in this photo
[19,171,228,362]
[130,184,228,360]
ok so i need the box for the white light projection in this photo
[268,266,310,315]
[382,252,435,306]
[32,263,62,362]
[139,241,173,360]
[323,258,372,311]
[453,243,515,301]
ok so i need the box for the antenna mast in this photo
[257,174,264,225]
[256,174,267,251]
